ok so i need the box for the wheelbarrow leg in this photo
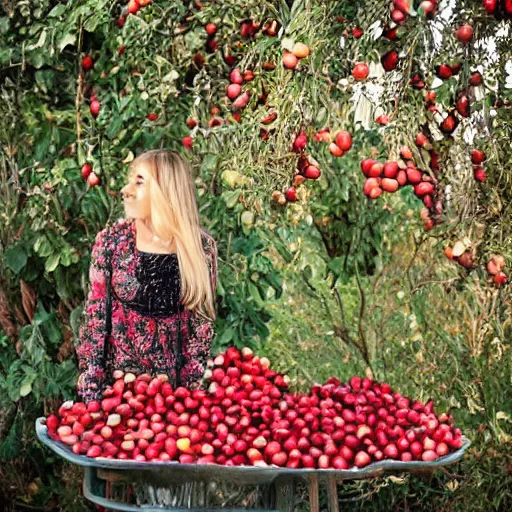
[308,474,320,512]
[274,476,296,512]
[326,476,339,512]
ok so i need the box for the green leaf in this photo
[19,381,32,397]
[0,415,23,460]
[58,32,76,52]
[217,326,234,347]
[84,15,100,32]
[222,190,241,209]
[26,29,47,51]
[69,304,84,339]
[48,4,66,17]
[248,282,264,306]
[27,50,46,69]
[201,154,220,174]
[34,234,53,257]
[4,247,28,274]
[0,17,10,35]
[35,70,55,94]
[45,253,61,273]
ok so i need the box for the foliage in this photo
[1,0,511,509]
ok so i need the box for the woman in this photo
[75,149,218,403]
[75,149,268,508]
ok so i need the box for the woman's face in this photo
[121,162,152,220]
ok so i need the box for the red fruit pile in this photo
[45,347,465,468]
[296,154,321,183]
[240,19,261,39]
[486,254,508,287]
[273,129,353,205]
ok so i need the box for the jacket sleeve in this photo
[74,228,111,403]
[180,237,218,388]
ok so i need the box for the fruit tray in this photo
[36,417,471,483]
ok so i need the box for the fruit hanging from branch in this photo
[81,55,93,71]
[282,51,298,70]
[291,42,310,59]
[455,24,473,44]
[90,100,100,119]
[352,62,369,81]
[81,163,92,180]
[486,255,508,287]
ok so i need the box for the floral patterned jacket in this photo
[74,217,217,402]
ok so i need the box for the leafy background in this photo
[1,0,511,510]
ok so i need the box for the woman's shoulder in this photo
[93,217,131,248]
[102,217,132,238]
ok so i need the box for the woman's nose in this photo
[121,184,132,197]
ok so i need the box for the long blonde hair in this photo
[128,149,216,322]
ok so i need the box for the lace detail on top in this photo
[115,252,184,318]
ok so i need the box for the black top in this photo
[123,251,183,318]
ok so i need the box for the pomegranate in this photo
[87,173,100,187]
[352,63,369,81]
[334,131,352,151]
[127,0,140,15]
[90,100,100,118]
[455,24,473,45]
[382,51,399,72]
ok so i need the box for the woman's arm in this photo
[74,228,111,402]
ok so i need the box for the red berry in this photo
[483,0,497,14]
[381,51,399,72]
[182,136,193,150]
[469,72,483,86]
[205,23,217,36]
[81,56,93,71]
[471,149,486,164]
[334,131,352,151]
